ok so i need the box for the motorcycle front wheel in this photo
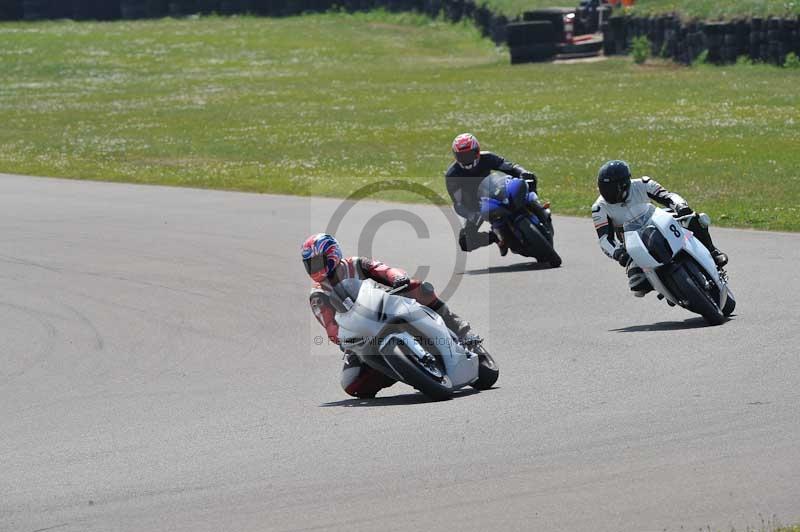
[675,261,725,325]
[469,344,499,390]
[517,219,561,267]
[381,332,454,401]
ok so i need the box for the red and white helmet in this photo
[301,233,342,283]
[452,133,480,169]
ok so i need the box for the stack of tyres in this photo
[444,0,466,22]
[601,18,614,55]
[749,18,763,60]
[120,0,147,18]
[70,0,93,19]
[490,14,508,46]
[22,0,49,19]
[685,22,705,64]
[507,20,557,64]
[605,15,626,55]
[662,16,678,58]
[721,23,737,63]
[218,0,244,14]
[195,0,219,13]
[779,19,796,61]
[651,16,665,56]
[793,19,800,55]
[168,0,196,15]
[472,5,491,38]
[766,18,778,63]
[734,20,749,58]
[90,0,120,19]
[703,22,725,63]
[143,0,167,17]
[0,0,22,20]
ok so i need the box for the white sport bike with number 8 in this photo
[624,205,736,325]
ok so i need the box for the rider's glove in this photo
[675,203,693,217]
[612,247,629,267]
[520,172,538,193]
[391,275,410,289]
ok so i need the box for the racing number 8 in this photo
[669,224,681,238]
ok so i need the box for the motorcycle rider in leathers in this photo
[302,233,472,398]
[445,133,545,255]
[591,160,729,297]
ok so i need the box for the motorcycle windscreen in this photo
[477,174,509,202]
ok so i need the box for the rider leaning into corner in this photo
[445,133,547,255]
[591,159,729,297]
[302,233,475,398]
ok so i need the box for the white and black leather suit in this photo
[592,177,722,293]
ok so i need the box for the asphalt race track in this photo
[2,174,799,532]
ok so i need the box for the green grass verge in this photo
[1,13,799,230]
[626,0,800,19]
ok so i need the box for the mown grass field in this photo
[0,12,799,230]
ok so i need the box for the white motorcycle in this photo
[332,278,499,400]
[624,205,736,325]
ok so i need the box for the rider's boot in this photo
[711,249,729,268]
[688,216,728,269]
[489,232,508,256]
[435,302,471,340]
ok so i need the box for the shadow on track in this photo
[319,387,486,408]
[460,261,552,276]
[610,315,735,333]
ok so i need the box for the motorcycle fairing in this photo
[624,207,727,308]
[335,279,478,387]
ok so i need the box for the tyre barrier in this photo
[168,0,197,15]
[603,13,800,65]
[507,20,556,47]
[120,0,147,19]
[22,0,49,20]
[0,0,22,19]
[507,21,556,64]
[509,42,557,64]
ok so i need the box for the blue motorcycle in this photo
[478,173,561,267]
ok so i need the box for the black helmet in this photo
[597,160,631,204]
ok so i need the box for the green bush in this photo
[736,55,754,66]
[631,35,650,64]
[785,52,800,69]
